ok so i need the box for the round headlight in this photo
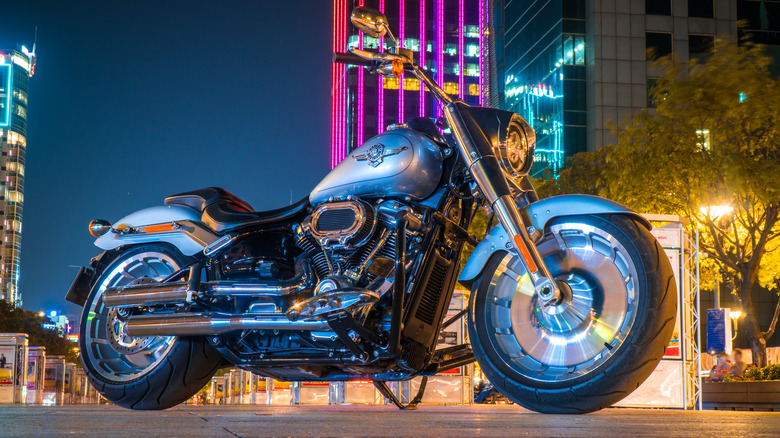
[495,114,534,177]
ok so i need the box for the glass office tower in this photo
[491,0,586,176]
[492,1,738,175]
[0,47,35,307]
[332,0,488,167]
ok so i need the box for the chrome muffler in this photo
[103,259,312,308]
[124,313,330,337]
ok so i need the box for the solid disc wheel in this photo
[79,244,223,410]
[468,215,676,413]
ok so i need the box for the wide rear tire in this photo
[468,215,676,413]
[79,244,223,410]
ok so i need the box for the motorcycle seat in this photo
[165,187,310,234]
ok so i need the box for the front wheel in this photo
[79,243,223,410]
[468,214,676,413]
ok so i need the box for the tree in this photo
[550,39,780,366]
[0,301,80,363]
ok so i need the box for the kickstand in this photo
[374,377,428,410]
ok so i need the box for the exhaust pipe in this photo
[103,259,313,308]
[124,313,330,337]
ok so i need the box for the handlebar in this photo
[333,52,376,66]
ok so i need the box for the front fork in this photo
[442,102,562,306]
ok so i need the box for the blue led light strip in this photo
[0,63,10,127]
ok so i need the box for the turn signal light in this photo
[89,219,112,237]
[391,58,404,78]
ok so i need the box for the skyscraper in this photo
[491,1,737,174]
[332,0,489,167]
[0,46,36,307]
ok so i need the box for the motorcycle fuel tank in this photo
[310,128,444,206]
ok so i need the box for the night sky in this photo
[2,0,333,316]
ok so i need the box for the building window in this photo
[403,78,420,91]
[383,77,399,90]
[563,35,585,65]
[647,77,659,107]
[646,32,673,60]
[696,129,711,150]
[645,0,672,15]
[465,63,479,77]
[468,84,480,96]
[11,89,27,105]
[364,36,380,49]
[446,62,459,75]
[403,38,420,52]
[443,82,459,95]
[466,43,480,58]
[689,34,714,59]
[464,25,480,38]
[6,190,22,204]
[445,44,457,56]
[688,0,714,18]
[5,162,23,176]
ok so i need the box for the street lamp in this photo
[700,204,734,307]
[730,309,744,341]
[700,205,733,220]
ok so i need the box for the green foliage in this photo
[606,38,780,290]
[461,207,491,286]
[729,363,780,382]
[0,301,80,364]
[538,146,615,199]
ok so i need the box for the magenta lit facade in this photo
[331,0,488,168]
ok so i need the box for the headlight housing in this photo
[496,113,534,177]
[468,108,536,179]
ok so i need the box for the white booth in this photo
[0,333,28,403]
[25,346,45,404]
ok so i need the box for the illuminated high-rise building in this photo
[332,0,489,167]
[0,46,36,307]
[490,1,737,175]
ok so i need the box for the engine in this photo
[309,199,376,251]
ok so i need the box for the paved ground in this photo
[1,404,779,437]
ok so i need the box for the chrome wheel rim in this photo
[484,222,639,383]
[83,251,181,382]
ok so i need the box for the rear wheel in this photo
[468,215,676,413]
[79,244,223,410]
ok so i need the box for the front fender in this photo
[458,195,651,284]
[95,205,218,256]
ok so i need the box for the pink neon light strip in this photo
[436,0,444,118]
[479,0,485,105]
[419,0,425,117]
[358,0,365,146]
[398,0,405,124]
[378,0,385,134]
[458,0,464,100]
[331,0,348,168]
[330,0,337,168]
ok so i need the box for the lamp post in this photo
[730,310,743,341]
[699,204,733,309]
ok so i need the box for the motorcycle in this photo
[66,7,675,414]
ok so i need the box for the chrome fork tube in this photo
[410,64,561,303]
[440,101,561,304]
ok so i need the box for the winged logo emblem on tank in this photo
[352,143,408,167]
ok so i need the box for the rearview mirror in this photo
[351,7,388,38]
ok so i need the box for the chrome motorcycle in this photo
[66,7,675,413]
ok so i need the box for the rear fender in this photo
[95,205,218,256]
[458,195,651,284]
